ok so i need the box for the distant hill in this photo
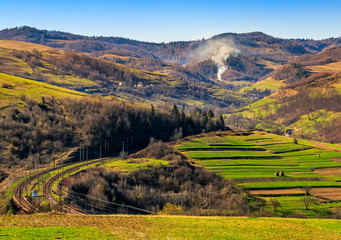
[0,27,340,142]
[229,47,341,143]
[0,40,244,111]
[1,26,340,84]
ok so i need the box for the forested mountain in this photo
[0,26,340,148]
[1,26,340,83]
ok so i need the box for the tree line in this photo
[0,95,226,167]
[64,158,258,216]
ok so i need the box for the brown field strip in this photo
[314,168,341,176]
[249,189,305,195]
[310,142,341,152]
[332,158,341,163]
[311,188,341,202]
[253,141,288,146]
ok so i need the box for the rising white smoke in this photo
[190,38,239,81]
[217,65,228,81]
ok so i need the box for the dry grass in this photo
[314,168,341,176]
[1,214,341,239]
[307,62,341,74]
[309,142,341,152]
[311,188,341,202]
[332,158,341,163]
[250,189,305,195]
[0,40,59,52]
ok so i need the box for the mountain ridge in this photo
[1,26,340,84]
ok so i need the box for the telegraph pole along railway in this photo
[13,153,109,214]
[12,148,155,215]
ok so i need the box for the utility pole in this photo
[47,161,49,176]
[25,170,28,197]
[83,144,85,161]
[80,144,82,162]
[41,167,44,200]
[127,138,129,153]
[104,140,107,155]
[86,147,88,166]
[100,146,102,159]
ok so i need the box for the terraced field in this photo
[176,131,341,217]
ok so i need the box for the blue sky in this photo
[1,0,340,42]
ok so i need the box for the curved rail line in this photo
[15,157,155,215]
[13,155,102,213]
[43,159,105,214]
[13,173,40,213]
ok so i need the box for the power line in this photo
[65,189,156,214]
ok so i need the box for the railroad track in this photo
[43,159,105,214]
[15,157,154,215]
[13,151,104,214]
[13,172,40,213]
[13,151,71,213]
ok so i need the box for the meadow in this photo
[176,131,341,217]
[0,214,340,239]
[0,72,85,110]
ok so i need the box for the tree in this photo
[119,151,128,162]
[303,186,312,195]
[151,104,155,116]
[218,115,225,128]
[208,109,214,119]
[171,104,180,120]
[270,198,281,211]
[302,196,319,210]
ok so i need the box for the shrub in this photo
[158,203,184,215]
[289,210,307,218]
[2,83,13,88]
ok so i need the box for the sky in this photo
[1,0,340,43]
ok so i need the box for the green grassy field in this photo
[0,214,341,239]
[0,72,86,110]
[240,77,285,92]
[176,131,341,217]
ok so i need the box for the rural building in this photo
[32,189,38,197]
[285,129,293,136]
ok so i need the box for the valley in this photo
[0,24,340,239]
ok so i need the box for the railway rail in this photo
[13,155,104,214]
[43,159,105,214]
[14,157,155,215]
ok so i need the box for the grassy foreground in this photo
[0,214,341,239]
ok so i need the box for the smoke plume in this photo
[190,38,239,81]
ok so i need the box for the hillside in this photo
[230,47,341,143]
[176,131,341,218]
[0,72,85,110]
[1,26,340,85]
[0,40,246,110]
